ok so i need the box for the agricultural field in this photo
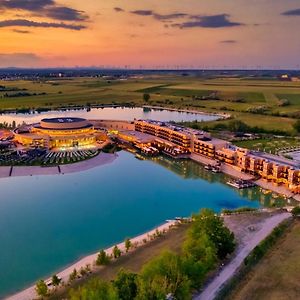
[1,75,300,133]
[226,219,300,300]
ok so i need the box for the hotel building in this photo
[134,120,300,193]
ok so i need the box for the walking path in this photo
[6,220,177,300]
[255,178,300,201]
[194,212,291,300]
[190,154,253,180]
[191,153,300,200]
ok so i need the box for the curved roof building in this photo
[14,117,106,149]
[39,117,92,130]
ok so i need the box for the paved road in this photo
[194,212,291,300]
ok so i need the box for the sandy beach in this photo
[0,166,11,178]
[6,220,177,300]
[0,152,117,179]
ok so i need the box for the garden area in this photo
[0,149,99,166]
[234,137,300,154]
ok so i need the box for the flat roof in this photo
[35,124,93,131]
[41,117,87,123]
[251,151,300,168]
[118,130,155,143]
[195,136,228,146]
[136,119,205,136]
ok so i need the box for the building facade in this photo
[14,117,106,149]
[134,120,300,193]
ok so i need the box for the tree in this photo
[293,120,300,133]
[70,279,118,300]
[291,206,300,216]
[69,268,78,282]
[136,251,191,300]
[227,120,249,133]
[143,93,150,102]
[182,233,217,287]
[113,245,122,258]
[191,209,235,260]
[85,264,91,273]
[80,267,87,277]
[51,274,61,287]
[35,280,48,298]
[125,238,132,252]
[96,249,110,265]
[113,268,138,300]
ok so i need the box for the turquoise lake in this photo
[0,151,262,298]
[0,106,219,125]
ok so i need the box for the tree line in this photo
[45,209,235,300]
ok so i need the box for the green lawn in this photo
[234,138,300,153]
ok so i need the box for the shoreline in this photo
[190,153,300,202]
[0,152,117,179]
[142,105,230,119]
[6,219,178,300]
[0,104,230,120]
[1,149,298,202]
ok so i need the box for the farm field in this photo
[1,76,300,133]
[226,219,300,300]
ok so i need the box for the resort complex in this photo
[117,119,300,194]
[2,116,300,195]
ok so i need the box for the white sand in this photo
[6,220,177,300]
[11,166,59,177]
[0,166,11,178]
[60,152,117,174]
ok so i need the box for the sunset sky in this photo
[0,0,300,68]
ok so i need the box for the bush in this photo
[96,249,110,265]
[278,99,290,107]
[113,269,138,300]
[291,206,300,217]
[222,207,258,215]
[70,279,118,300]
[136,251,191,300]
[35,280,48,297]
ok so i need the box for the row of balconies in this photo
[194,142,214,149]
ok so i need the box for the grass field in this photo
[1,76,300,133]
[49,223,189,300]
[234,138,300,154]
[226,219,300,300]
